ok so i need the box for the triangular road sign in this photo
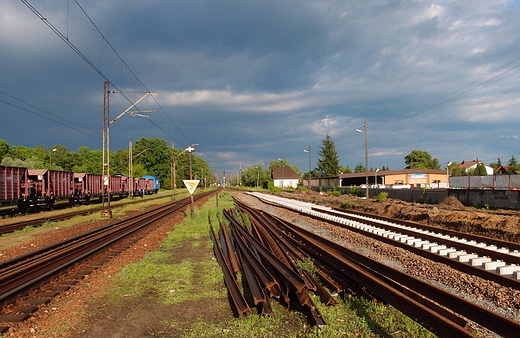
[183,180,200,195]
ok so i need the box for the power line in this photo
[0,97,100,140]
[21,0,193,146]
[73,0,194,145]
[0,90,98,137]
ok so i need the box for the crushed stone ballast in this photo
[247,192,520,282]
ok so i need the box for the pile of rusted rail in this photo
[210,206,339,326]
[212,199,520,338]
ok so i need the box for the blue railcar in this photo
[141,175,160,194]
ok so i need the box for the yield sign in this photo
[183,180,200,195]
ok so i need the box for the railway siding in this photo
[248,192,520,286]
[239,192,520,337]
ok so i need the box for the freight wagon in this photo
[0,165,28,212]
[0,165,158,213]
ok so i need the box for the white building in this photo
[272,167,300,189]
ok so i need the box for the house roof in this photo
[496,166,520,174]
[272,167,300,179]
[457,161,481,169]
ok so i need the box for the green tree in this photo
[134,137,170,182]
[112,148,130,175]
[339,166,352,174]
[448,162,466,176]
[354,162,365,173]
[507,155,520,174]
[467,162,488,176]
[170,145,211,189]
[7,145,47,164]
[0,140,10,162]
[72,148,103,174]
[315,134,340,177]
[48,145,70,170]
[404,150,440,169]
[1,156,45,168]
[241,165,269,188]
[508,155,517,166]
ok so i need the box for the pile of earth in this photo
[277,190,520,242]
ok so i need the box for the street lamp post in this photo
[257,165,260,188]
[446,162,452,188]
[171,143,199,199]
[185,144,199,180]
[303,144,311,190]
[49,148,57,169]
[356,119,369,199]
[278,156,285,189]
[375,168,379,186]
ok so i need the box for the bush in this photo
[349,185,362,197]
[374,192,389,202]
[340,200,354,209]
[329,190,342,196]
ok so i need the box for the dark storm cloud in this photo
[2,0,520,174]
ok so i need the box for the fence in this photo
[449,175,520,190]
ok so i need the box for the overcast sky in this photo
[2,0,520,177]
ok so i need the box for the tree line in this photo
[0,138,213,189]
[239,134,520,188]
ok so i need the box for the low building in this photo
[272,167,300,189]
[339,169,448,188]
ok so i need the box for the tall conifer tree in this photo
[315,134,340,177]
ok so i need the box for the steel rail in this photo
[0,194,172,235]
[236,201,337,306]
[226,210,307,293]
[330,206,520,251]
[221,208,326,325]
[0,191,214,307]
[209,224,252,317]
[250,193,520,289]
[321,207,520,263]
[264,209,520,338]
[306,207,520,290]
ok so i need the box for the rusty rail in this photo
[243,201,520,338]
[0,190,215,307]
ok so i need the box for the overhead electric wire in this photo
[373,56,520,125]
[336,56,520,146]
[22,0,194,148]
[72,0,194,146]
[0,98,100,140]
[0,90,98,137]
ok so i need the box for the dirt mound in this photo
[279,190,520,240]
[439,196,465,208]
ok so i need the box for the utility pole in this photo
[128,141,133,197]
[303,144,311,190]
[101,81,158,218]
[174,141,177,199]
[102,81,111,218]
[363,119,369,199]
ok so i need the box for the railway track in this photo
[0,190,215,332]
[216,193,520,337]
[0,193,171,235]
[248,192,520,290]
